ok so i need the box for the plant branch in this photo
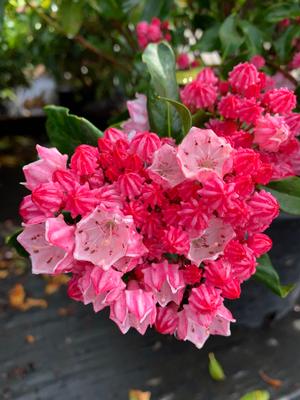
[266,60,298,86]
[25,1,131,72]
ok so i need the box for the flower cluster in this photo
[176,52,200,70]
[136,18,171,49]
[18,116,279,347]
[181,62,300,180]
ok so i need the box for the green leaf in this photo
[265,3,300,23]
[6,229,29,258]
[141,0,174,21]
[239,20,263,56]
[219,15,244,57]
[262,178,300,215]
[157,96,192,135]
[240,390,270,400]
[265,188,300,215]
[274,25,300,63]
[0,0,7,30]
[192,109,211,127]
[142,42,182,140]
[176,66,202,85]
[208,352,225,381]
[254,254,295,298]
[58,0,84,37]
[142,42,179,100]
[267,177,300,197]
[88,0,124,19]
[196,23,221,52]
[121,0,140,14]
[44,105,103,155]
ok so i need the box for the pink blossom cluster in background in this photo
[136,17,171,49]
[18,115,280,347]
[181,62,300,180]
[176,53,200,70]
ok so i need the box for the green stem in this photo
[167,102,171,138]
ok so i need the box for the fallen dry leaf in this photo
[9,284,26,308]
[259,370,283,389]
[57,306,75,317]
[129,390,151,400]
[0,270,8,279]
[24,298,48,310]
[44,274,70,295]
[9,284,48,311]
[25,335,36,344]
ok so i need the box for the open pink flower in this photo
[148,144,185,188]
[18,216,74,274]
[23,145,67,190]
[81,266,125,312]
[110,288,156,335]
[177,305,210,348]
[188,216,235,264]
[177,128,233,181]
[143,261,185,307]
[74,206,137,269]
[122,94,150,137]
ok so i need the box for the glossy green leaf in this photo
[192,109,211,127]
[263,178,300,215]
[121,0,140,14]
[255,254,295,298]
[176,66,202,85]
[6,229,29,258]
[142,42,179,100]
[156,96,192,135]
[239,20,263,56]
[240,390,270,400]
[88,0,125,18]
[58,0,84,37]
[197,23,221,52]
[219,15,244,57]
[208,352,225,381]
[275,25,300,63]
[142,42,182,140]
[0,0,7,30]
[44,105,103,155]
[267,177,300,197]
[141,0,174,21]
[265,3,300,23]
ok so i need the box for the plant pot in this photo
[228,214,300,328]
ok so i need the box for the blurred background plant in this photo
[0,0,300,120]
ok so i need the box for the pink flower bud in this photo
[70,144,99,176]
